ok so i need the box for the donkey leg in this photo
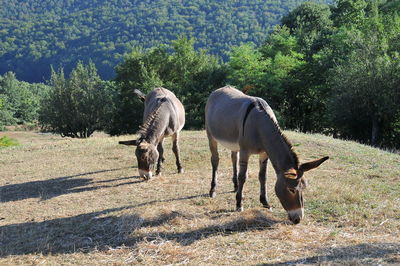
[236,151,250,212]
[259,152,271,209]
[208,134,219,198]
[231,151,239,192]
[156,138,165,176]
[172,132,184,173]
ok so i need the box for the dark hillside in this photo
[0,0,329,82]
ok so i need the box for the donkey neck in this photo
[256,112,298,173]
[139,104,169,145]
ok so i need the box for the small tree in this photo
[227,27,305,123]
[227,43,268,90]
[166,36,226,129]
[110,46,166,135]
[0,72,46,127]
[40,62,115,138]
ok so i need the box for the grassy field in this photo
[0,130,399,265]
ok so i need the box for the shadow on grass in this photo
[261,243,400,265]
[0,167,140,203]
[0,194,279,257]
[127,208,280,246]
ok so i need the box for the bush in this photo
[0,72,48,127]
[39,62,116,138]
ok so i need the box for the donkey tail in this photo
[242,85,254,94]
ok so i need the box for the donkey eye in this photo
[288,188,296,194]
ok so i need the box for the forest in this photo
[0,0,322,82]
[1,0,400,149]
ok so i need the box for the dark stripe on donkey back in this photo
[242,100,257,136]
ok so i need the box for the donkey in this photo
[205,86,329,224]
[119,87,185,180]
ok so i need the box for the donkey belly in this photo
[206,86,257,152]
[215,137,240,152]
[207,118,241,151]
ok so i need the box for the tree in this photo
[227,27,305,122]
[110,36,226,134]
[330,51,400,146]
[0,73,18,126]
[166,36,226,129]
[333,0,368,27]
[110,46,167,135]
[39,62,115,138]
[281,1,333,58]
[227,43,268,91]
[329,6,400,147]
[0,72,46,127]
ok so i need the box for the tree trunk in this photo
[371,115,380,147]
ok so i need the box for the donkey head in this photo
[275,156,329,224]
[119,139,159,180]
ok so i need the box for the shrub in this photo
[39,62,116,138]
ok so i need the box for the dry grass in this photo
[0,130,399,265]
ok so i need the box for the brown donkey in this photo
[205,86,328,224]
[119,87,185,179]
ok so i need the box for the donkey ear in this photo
[118,140,139,146]
[134,89,146,102]
[299,156,329,172]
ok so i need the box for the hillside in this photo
[0,0,328,82]
[0,130,399,264]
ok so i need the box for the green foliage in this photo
[165,36,226,129]
[227,43,268,91]
[260,26,305,107]
[381,0,400,11]
[227,26,305,113]
[327,2,400,147]
[0,72,47,127]
[0,136,19,148]
[333,0,368,27]
[277,0,400,147]
[110,36,226,135]
[0,0,317,82]
[330,45,400,146]
[282,1,333,57]
[225,0,400,149]
[39,62,116,138]
[274,2,333,131]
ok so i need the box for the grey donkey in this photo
[205,86,329,224]
[119,87,185,179]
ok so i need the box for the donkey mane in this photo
[255,99,300,168]
[137,97,167,139]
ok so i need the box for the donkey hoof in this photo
[261,201,271,209]
[178,168,184,174]
[263,204,272,211]
[209,191,216,198]
[236,206,244,212]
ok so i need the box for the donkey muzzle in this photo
[288,208,304,224]
[139,169,153,180]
